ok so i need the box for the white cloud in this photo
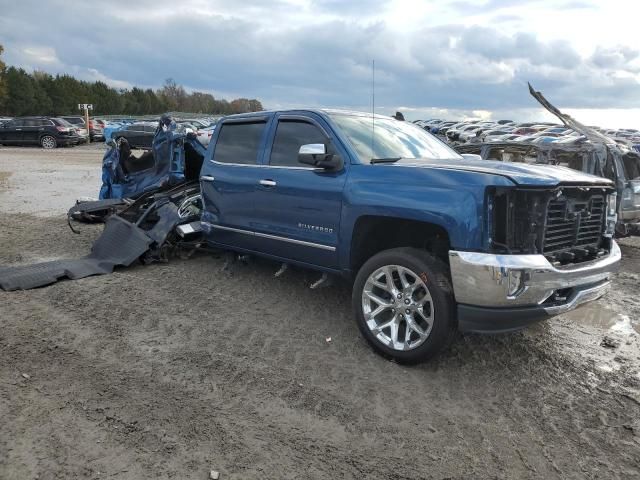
[0,0,639,127]
[22,46,59,64]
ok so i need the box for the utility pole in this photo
[78,103,93,143]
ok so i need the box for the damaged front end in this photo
[487,184,617,266]
[527,84,640,236]
[455,85,640,236]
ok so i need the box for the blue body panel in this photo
[99,122,207,199]
[200,109,610,276]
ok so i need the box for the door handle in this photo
[259,179,277,187]
[200,175,215,182]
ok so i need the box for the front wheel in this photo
[352,247,456,363]
[40,135,57,149]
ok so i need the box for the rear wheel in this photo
[40,135,57,149]
[352,247,456,363]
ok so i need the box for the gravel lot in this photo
[1,144,639,479]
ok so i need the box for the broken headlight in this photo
[605,193,617,238]
[608,192,618,215]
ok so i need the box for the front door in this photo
[252,116,347,268]
[201,118,269,251]
[22,118,46,144]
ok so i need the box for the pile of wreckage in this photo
[0,116,209,291]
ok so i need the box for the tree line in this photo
[0,45,263,117]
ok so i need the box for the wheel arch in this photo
[349,215,452,274]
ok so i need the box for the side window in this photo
[12,119,25,127]
[214,121,266,165]
[24,119,39,127]
[270,120,330,167]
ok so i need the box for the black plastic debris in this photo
[1,181,204,291]
[0,216,153,291]
[68,198,131,224]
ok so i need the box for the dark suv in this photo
[112,122,157,149]
[0,117,81,149]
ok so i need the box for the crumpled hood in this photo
[392,157,613,187]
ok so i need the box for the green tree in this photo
[89,81,123,115]
[0,58,264,116]
[158,78,187,111]
[4,67,37,116]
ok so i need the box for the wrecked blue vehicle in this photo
[100,116,206,200]
[0,117,211,291]
[67,117,207,225]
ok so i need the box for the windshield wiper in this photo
[370,157,402,164]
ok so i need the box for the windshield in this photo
[330,114,461,163]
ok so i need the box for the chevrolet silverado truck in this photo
[198,110,621,362]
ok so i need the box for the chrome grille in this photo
[543,193,605,254]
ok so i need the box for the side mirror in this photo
[298,143,343,171]
[461,153,482,162]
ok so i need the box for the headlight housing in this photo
[607,193,617,216]
[605,193,617,238]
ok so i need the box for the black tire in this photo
[352,247,456,364]
[40,135,57,149]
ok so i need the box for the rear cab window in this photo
[214,121,266,165]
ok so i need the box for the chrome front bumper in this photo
[449,241,621,313]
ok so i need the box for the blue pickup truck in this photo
[198,109,621,362]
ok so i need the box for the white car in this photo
[196,125,216,147]
[183,119,211,130]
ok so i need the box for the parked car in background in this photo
[480,129,513,140]
[196,125,216,147]
[447,124,479,141]
[430,121,456,134]
[112,122,157,149]
[0,116,81,149]
[182,119,212,129]
[88,118,105,141]
[513,127,538,135]
[60,116,90,143]
[434,122,458,135]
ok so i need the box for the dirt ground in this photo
[0,145,639,480]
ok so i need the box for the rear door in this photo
[200,118,269,251]
[1,119,25,143]
[252,114,348,268]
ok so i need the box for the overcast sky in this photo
[1,0,639,127]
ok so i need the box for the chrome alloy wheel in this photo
[361,265,434,351]
[41,136,56,149]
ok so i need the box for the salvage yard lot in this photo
[1,145,639,479]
